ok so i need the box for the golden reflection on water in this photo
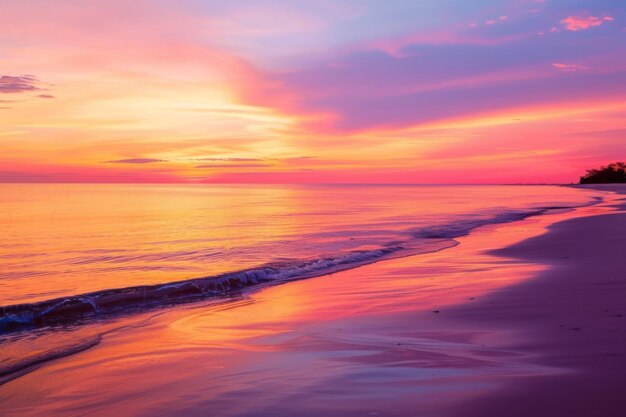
[0,184,595,305]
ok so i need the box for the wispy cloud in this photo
[242,30,626,133]
[106,158,167,164]
[552,62,587,72]
[195,157,263,162]
[0,99,14,109]
[0,75,40,93]
[195,163,272,168]
[568,128,626,139]
[485,16,508,25]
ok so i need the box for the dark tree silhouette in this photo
[580,162,626,184]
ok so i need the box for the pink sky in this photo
[1,0,625,184]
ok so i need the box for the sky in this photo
[1,0,625,184]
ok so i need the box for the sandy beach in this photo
[1,185,625,416]
[450,185,626,416]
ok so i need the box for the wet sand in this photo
[449,185,626,416]
[1,185,625,416]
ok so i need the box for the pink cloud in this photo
[561,15,612,31]
[552,63,588,72]
[483,16,508,25]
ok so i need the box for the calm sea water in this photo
[0,184,600,306]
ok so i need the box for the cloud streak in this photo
[0,75,40,94]
[195,163,272,169]
[106,158,167,164]
[552,63,587,72]
[242,31,626,133]
[196,157,263,162]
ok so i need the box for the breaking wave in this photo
[0,203,591,333]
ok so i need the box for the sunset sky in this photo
[1,0,625,183]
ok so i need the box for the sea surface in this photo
[0,184,617,416]
[0,184,600,310]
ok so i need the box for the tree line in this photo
[580,162,626,184]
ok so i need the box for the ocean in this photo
[0,183,599,309]
[0,184,607,385]
[0,184,601,307]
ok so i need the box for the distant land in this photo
[580,162,626,184]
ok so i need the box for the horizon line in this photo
[0,181,576,186]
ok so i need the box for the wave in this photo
[0,335,102,382]
[0,202,597,333]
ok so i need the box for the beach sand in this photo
[1,185,625,416]
[449,185,626,416]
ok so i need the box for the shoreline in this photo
[447,184,626,416]
[1,185,624,416]
[1,198,593,332]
